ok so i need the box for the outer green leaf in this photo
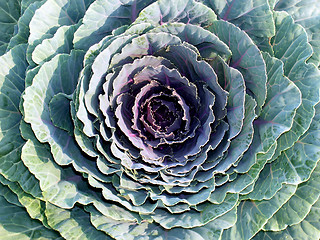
[0,44,26,183]
[274,0,320,66]
[20,0,43,13]
[257,52,301,153]
[0,195,61,240]
[8,1,44,50]
[254,196,320,240]
[263,161,320,231]
[234,51,301,184]
[247,102,320,204]
[0,174,48,228]
[222,184,297,240]
[0,44,26,139]
[201,0,275,38]
[0,45,44,200]
[268,12,320,163]
[0,0,21,54]
[0,180,22,207]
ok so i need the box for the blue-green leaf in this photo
[208,20,267,112]
[263,161,320,231]
[0,0,21,54]
[201,0,275,38]
[223,184,297,240]
[274,0,320,66]
[254,195,320,240]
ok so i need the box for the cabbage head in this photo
[1,0,320,239]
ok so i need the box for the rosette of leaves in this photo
[1,0,320,239]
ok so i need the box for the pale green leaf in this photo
[45,202,107,240]
[28,0,92,45]
[32,23,80,65]
[247,102,320,204]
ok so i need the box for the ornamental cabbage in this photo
[1,0,320,239]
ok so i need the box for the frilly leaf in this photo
[21,136,139,222]
[0,45,43,199]
[246,103,320,201]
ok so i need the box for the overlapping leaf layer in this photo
[0,0,320,239]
